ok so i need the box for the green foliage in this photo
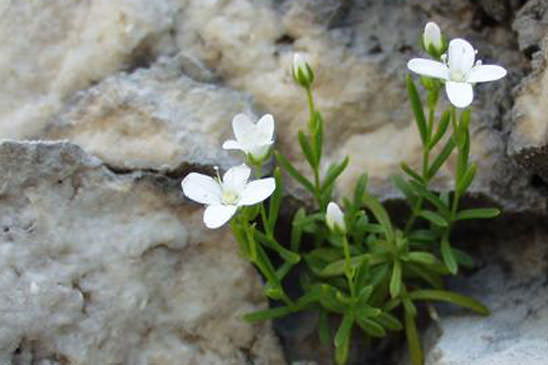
[230,61,497,365]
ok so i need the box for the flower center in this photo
[221,189,240,205]
[450,69,467,82]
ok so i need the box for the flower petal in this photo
[203,205,237,229]
[248,143,273,161]
[181,173,221,205]
[326,202,346,233]
[232,114,256,145]
[467,65,507,83]
[222,164,251,193]
[407,59,449,80]
[445,81,474,108]
[222,140,242,150]
[256,114,275,143]
[448,38,475,75]
[239,177,275,206]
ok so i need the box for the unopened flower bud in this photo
[326,202,346,234]
[423,22,445,57]
[292,53,314,88]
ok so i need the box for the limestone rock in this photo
[0,141,284,365]
[0,0,177,139]
[509,0,548,182]
[43,56,253,172]
[416,219,548,365]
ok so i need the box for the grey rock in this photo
[0,140,284,365]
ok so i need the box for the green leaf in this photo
[353,173,368,208]
[452,247,475,268]
[313,111,324,166]
[243,305,294,322]
[318,309,331,346]
[364,195,394,243]
[254,231,301,264]
[400,162,424,183]
[428,109,451,149]
[268,168,283,232]
[455,208,500,220]
[298,130,318,169]
[290,208,306,251]
[404,309,424,365]
[427,138,455,179]
[391,175,418,206]
[356,317,386,338]
[320,284,347,313]
[408,180,450,216]
[390,260,402,298]
[320,254,372,277]
[321,157,350,193]
[419,210,448,227]
[441,238,458,275]
[459,108,471,131]
[334,313,354,365]
[456,162,476,195]
[406,251,439,266]
[408,229,438,244]
[404,262,443,289]
[408,289,489,315]
[407,75,428,144]
[275,152,315,193]
[375,312,403,331]
[357,285,374,305]
[355,305,382,319]
[456,128,470,179]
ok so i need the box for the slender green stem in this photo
[342,235,356,298]
[306,87,315,129]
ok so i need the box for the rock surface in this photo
[414,218,548,365]
[0,141,284,365]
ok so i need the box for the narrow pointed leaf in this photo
[400,162,424,183]
[356,317,386,338]
[428,109,451,149]
[405,310,424,365]
[407,75,428,144]
[375,312,403,331]
[428,138,455,179]
[456,208,500,220]
[441,238,458,274]
[419,210,448,227]
[335,313,353,365]
[268,168,283,231]
[408,289,489,315]
[321,157,350,193]
[275,152,315,193]
[298,130,317,169]
[243,305,294,322]
[364,195,394,242]
[456,162,477,195]
[390,260,402,298]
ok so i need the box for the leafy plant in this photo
[181,23,506,365]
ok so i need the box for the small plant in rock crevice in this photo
[181,22,506,365]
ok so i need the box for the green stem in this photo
[342,235,356,298]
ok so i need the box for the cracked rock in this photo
[0,141,284,365]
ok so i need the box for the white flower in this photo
[326,202,346,234]
[407,38,507,108]
[292,53,314,87]
[181,164,275,229]
[423,22,443,54]
[222,114,275,162]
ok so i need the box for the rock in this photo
[509,0,548,183]
[0,0,177,139]
[413,217,548,365]
[43,55,253,172]
[0,141,284,364]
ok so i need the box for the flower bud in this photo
[423,22,444,57]
[326,202,346,234]
[292,53,314,88]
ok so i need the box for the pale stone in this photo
[0,141,284,364]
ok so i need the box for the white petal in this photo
[222,140,242,150]
[222,164,251,193]
[203,205,237,229]
[256,114,275,143]
[407,59,449,80]
[181,173,221,205]
[239,177,275,206]
[326,202,346,233]
[445,81,474,108]
[232,114,255,145]
[248,143,273,161]
[467,65,507,83]
[423,22,443,50]
[448,38,475,75]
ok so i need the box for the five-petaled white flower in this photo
[407,38,507,108]
[222,114,275,163]
[423,22,443,55]
[326,202,346,234]
[182,164,275,229]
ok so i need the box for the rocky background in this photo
[0,0,548,364]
